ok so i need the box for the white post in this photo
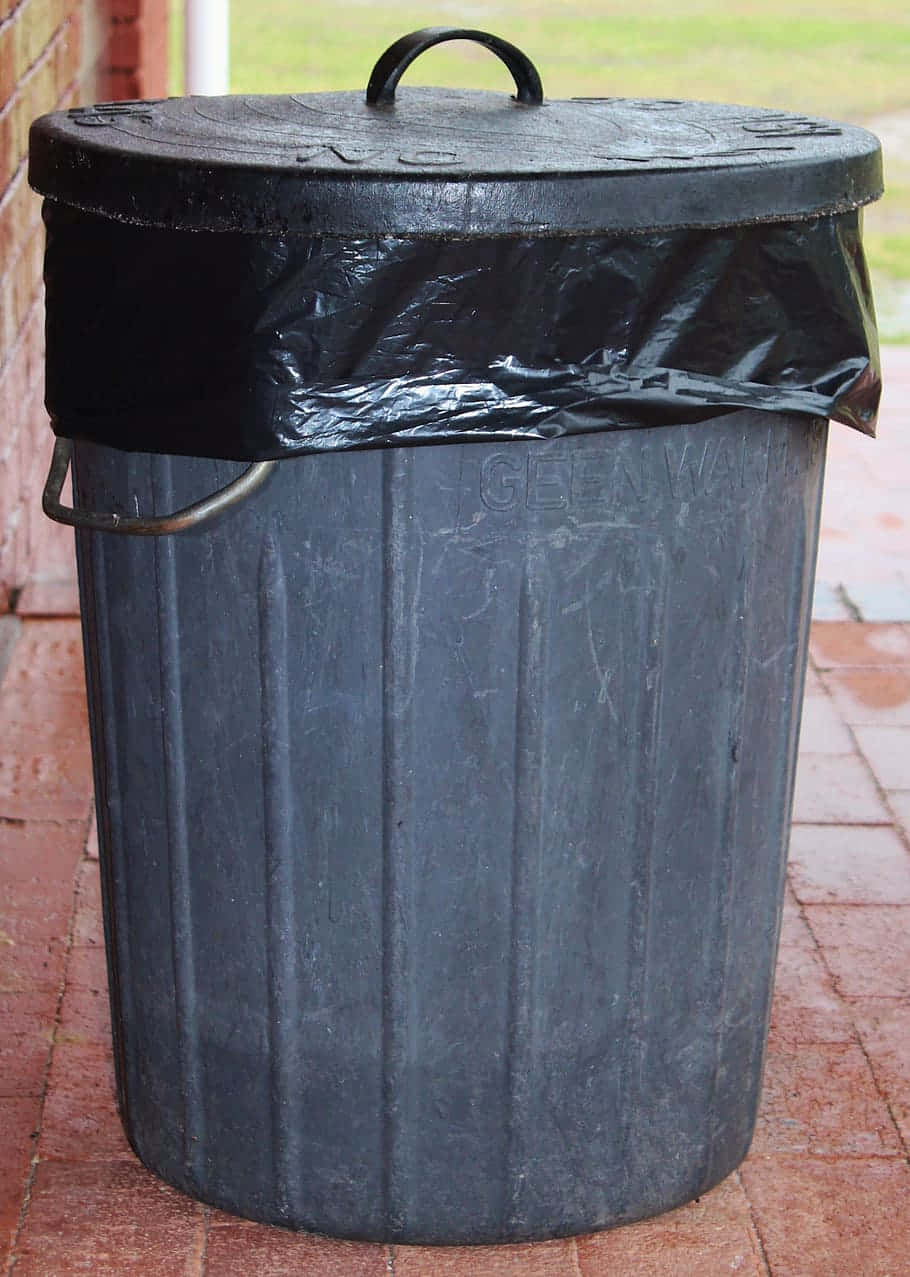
[185,0,230,96]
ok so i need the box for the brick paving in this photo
[1,352,910,1272]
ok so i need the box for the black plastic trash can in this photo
[29,28,882,1245]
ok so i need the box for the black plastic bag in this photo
[44,203,879,461]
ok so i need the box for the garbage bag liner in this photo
[43,202,880,461]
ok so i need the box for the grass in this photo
[169,0,910,339]
[864,233,910,281]
[223,2,910,117]
[170,1,910,115]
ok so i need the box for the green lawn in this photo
[170,0,910,339]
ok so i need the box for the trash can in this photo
[29,28,882,1245]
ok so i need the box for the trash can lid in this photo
[29,27,882,237]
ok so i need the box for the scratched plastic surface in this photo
[74,410,824,1243]
[44,207,879,461]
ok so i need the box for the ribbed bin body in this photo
[73,409,825,1244]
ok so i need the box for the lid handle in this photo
[366,28,544,107]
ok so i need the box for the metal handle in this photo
[42,438,277,536]
[366,27,544,107]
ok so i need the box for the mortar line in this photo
[195,1206,210,1277]
[835,584,863,622]
[0,22,70,130]
[568,1236,584,1277]
[842,718,910,859]
[0,3,28,29]
[0,3,27,40]
[734,1169,773,1277]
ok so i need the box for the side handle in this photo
[42,438,277,536]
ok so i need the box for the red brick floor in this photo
[1,617,908,1275]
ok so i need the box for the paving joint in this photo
[734,1169,773,1277]
[836,584,863,622]
[0,617,20,685]
[195,1206,210,1277]
[568,1236,585,1277]
[843,718,910,858]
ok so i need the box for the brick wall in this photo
[104,0,167,101]
[0,0,168,612]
